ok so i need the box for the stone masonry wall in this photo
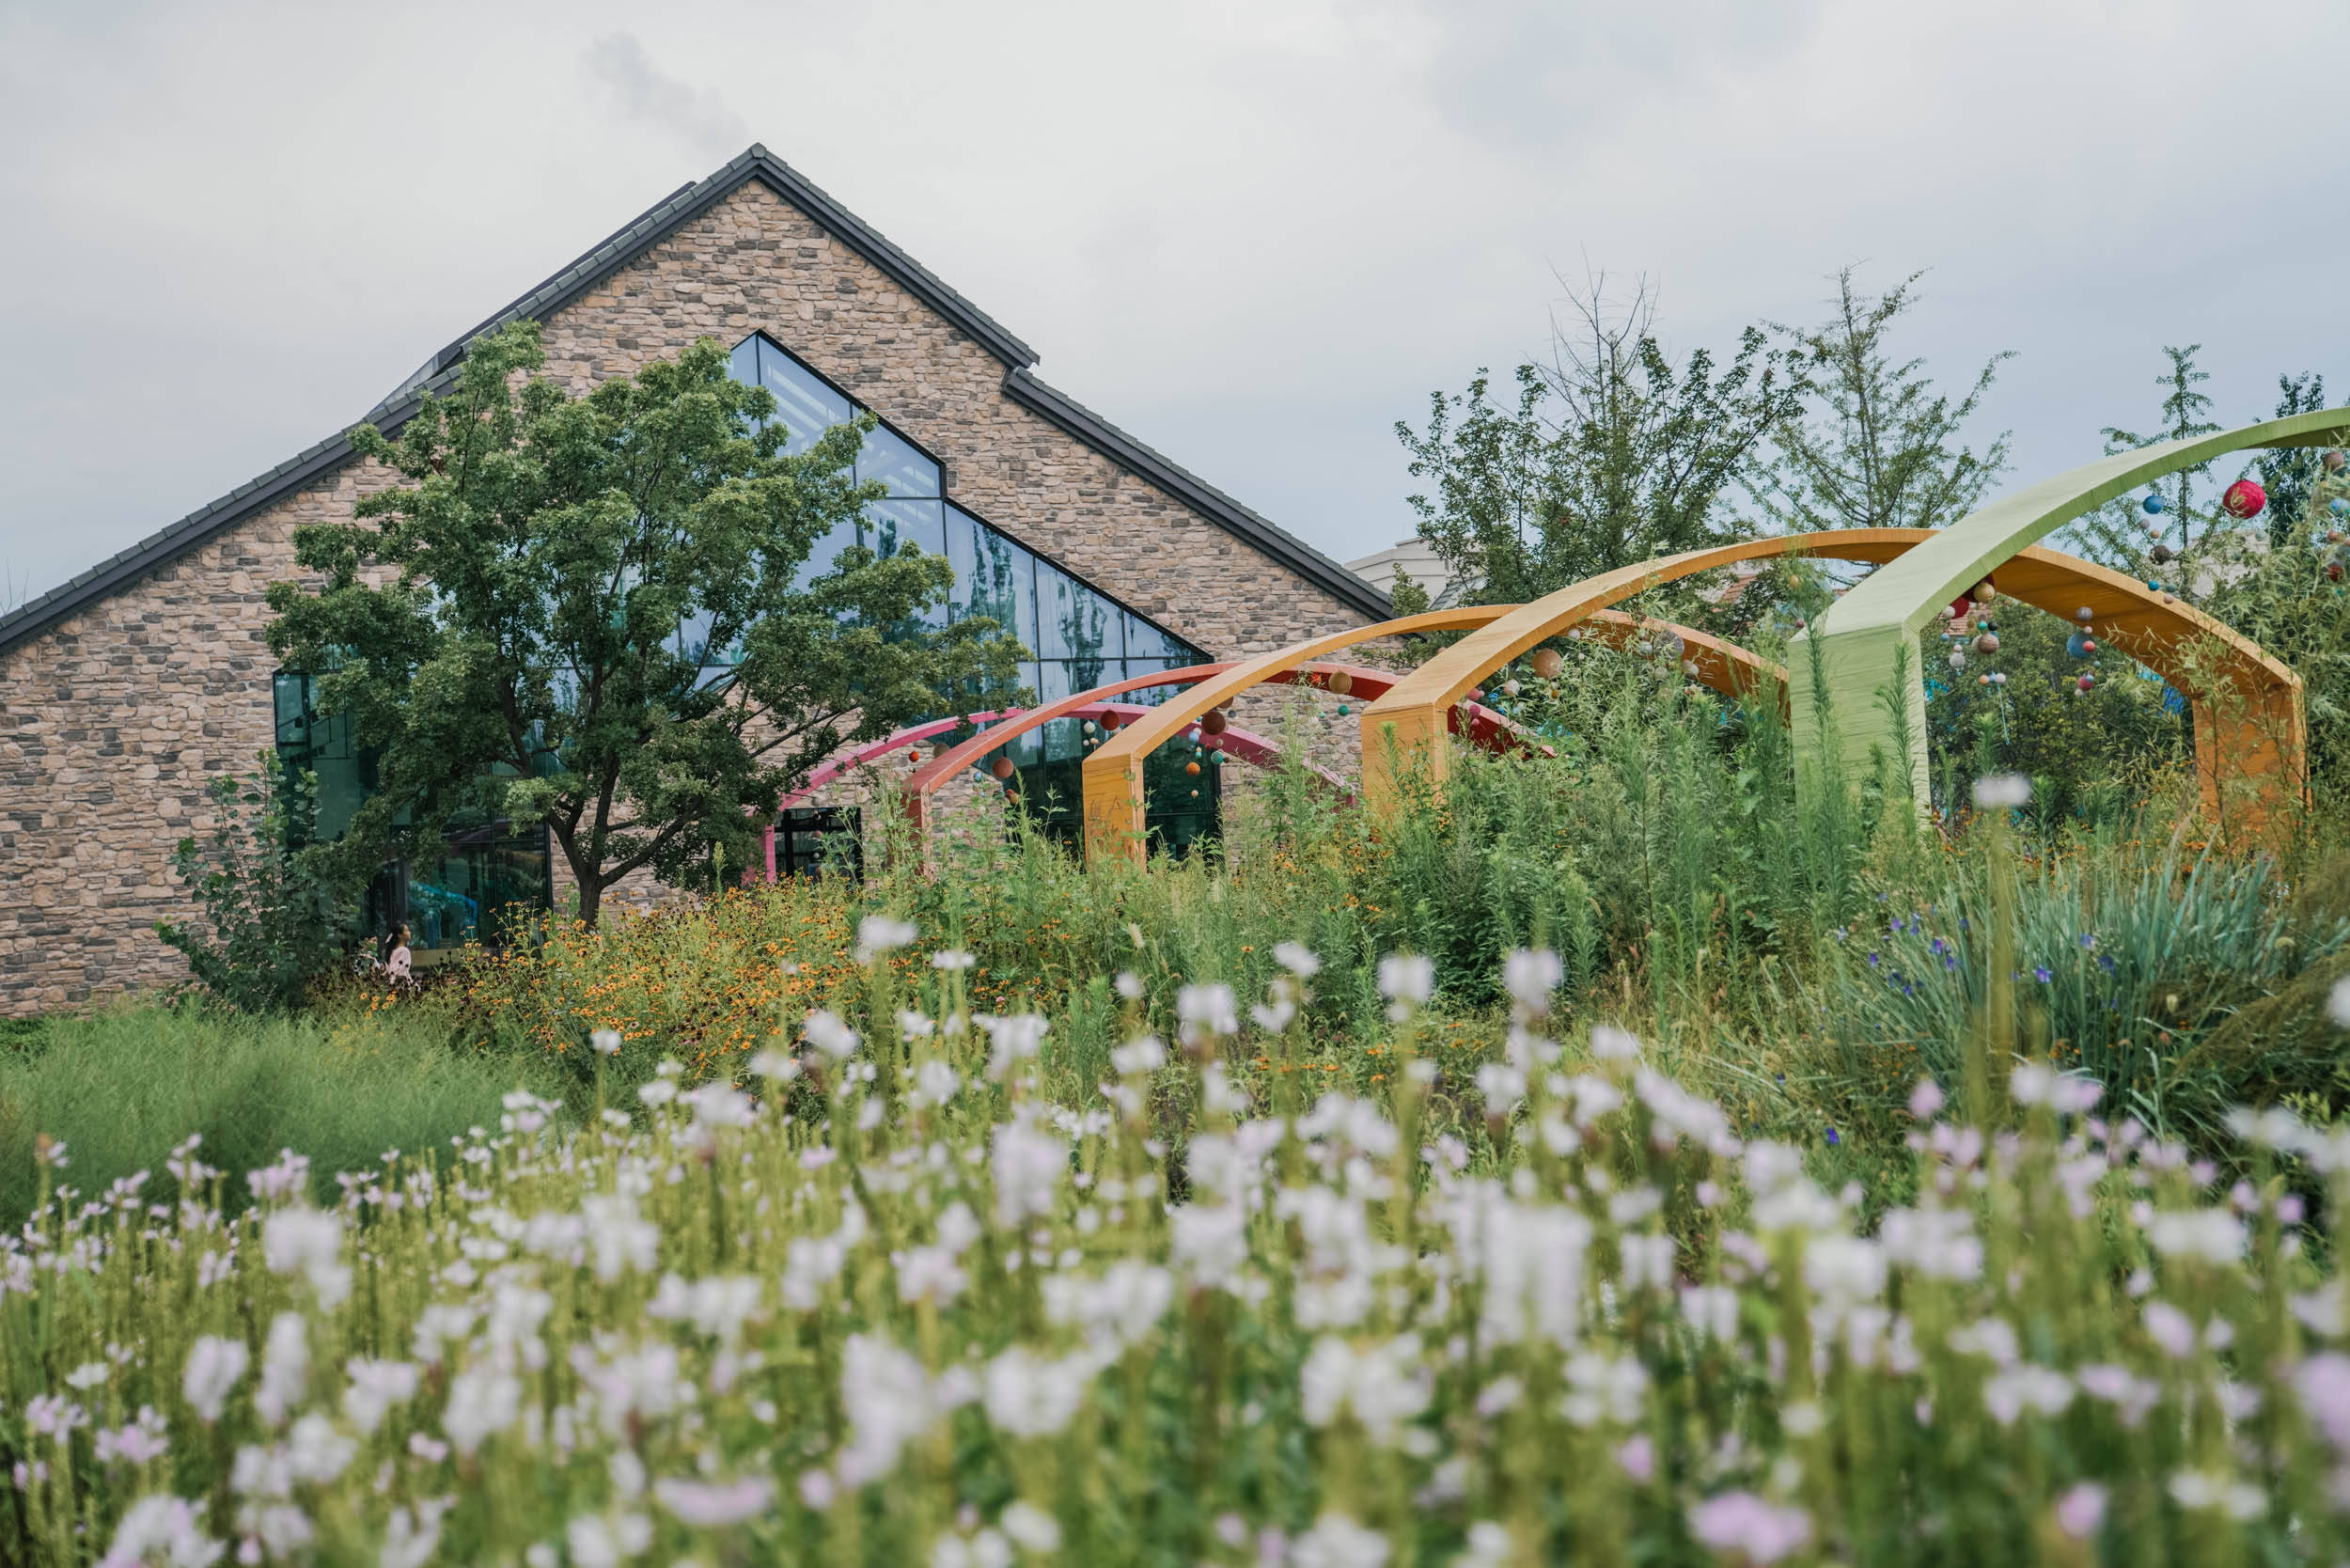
[0,177,1375,1016]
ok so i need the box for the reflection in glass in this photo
[746,338,855,458]
[856,422,942,498]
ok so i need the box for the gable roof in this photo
[0,146,1386,656]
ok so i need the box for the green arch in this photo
[1792,407,2350,806]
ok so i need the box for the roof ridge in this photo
[1001,368,1390,622]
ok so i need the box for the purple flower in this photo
[1868,952,1880,967]
[1944,955,1958,972]
[1825,1127,1840,1146]
[1688,1493,1811,1564]
[2054,1482,2107,1540]
[2034,966,2052,983]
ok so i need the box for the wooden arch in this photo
[1356,529,2304,826]
[1796,410,2346,816]
[1076,605,1787,863]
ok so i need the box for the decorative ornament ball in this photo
[2151,543,2176,564]
[1993,672,2007,685]
[1202,733,1224,751]
[2222,478,2267,520]
[1006,784,1018,798]
[1948,596,1972,620]
[2330,561,2345,583]
[1082,720,1096,734]
[1531,648,1564,680]
[2327,448,2348,472]
[2331,529,2347,543]
[1979,674,1991,686]
[1201,709,1228,736]
[1190,790,1199,799]
[1973,632,2000,655]
[1973,580,1998,603]
[1326,671,1354,697]
[2076,605,2094,623]
[2330,498,2350,517]
[1936,604,1954,620]
[2142,493,2166,515]
[1949,651,1966,670]
[1794,617,1807,631]
[1682,659,1700,678]
[2082,638,2097,655]
[2077,673,2095,692]
[1185,760,1200,776]
[991,757,1015,780]
[1336,703,1351,716]
[2065,631,2092,660]
[1501,679,1521,698]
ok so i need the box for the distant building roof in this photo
[1347,537,1474,607]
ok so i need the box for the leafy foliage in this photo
[1395,274,1803,604]
[154,757,357,1012]
[266,322,1021,925]
[1747,267,2013,532]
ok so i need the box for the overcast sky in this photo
[4,0,2347,605]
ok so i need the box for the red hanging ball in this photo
[1201,709,1228,736]
[991,757,1014,780]
[1530,648,1564,680]
[1201,733,1224,751]
[1185,760,1200,776]
[2222,478,2266,520]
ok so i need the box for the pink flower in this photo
[2053,1482,2107,1539]
[1687,1492,1811,1563]
[1615,1434,1655,1483]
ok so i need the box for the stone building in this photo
[0,145,1387,1017]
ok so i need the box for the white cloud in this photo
[2,0,2346,603]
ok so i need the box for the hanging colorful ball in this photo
[2329,498,2349,518]
[991,757,1015,780]
[2142,494,2166,514]
[2330,561,2345,583]
[2150,544,2176,565]
[1973,632,1999,655]
[1200,710,1228,736]
[1992,672,2006,686]
[1978,674,1991,687]
[2222,478,2266,520]
[1082,720,1097,734]
[1973,581,1998,604]
[1326,671,1354,697]
[1948,651,1966,670]
[1336,703,1351,716]
[1202,732,1224,751]
[2077,673,2095,693]
[1189,790,1199,798]
[2076,606,2094,623]
[2326,449,2346,473]
[1947,596,1972,620]
[2065,632,2092,659]
[1501,680,1521,698]
[1531,648,1564,680]
[2081,638,2097,655]
[1185,760,1200,776]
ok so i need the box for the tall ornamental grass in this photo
[2,904,2346,1565]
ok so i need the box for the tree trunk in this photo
[575,873,605,931]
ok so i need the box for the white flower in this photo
[1558,1351,1648,1427]
[748,1048,801,1081]
[590,1028,622,1056]
[2330,973,2350,1028]
[2053,1482,2107,1540]
[1176,984,1239,1046]
[1972,773,2030,808]
[1907,1078,1945,1121]
[1803,1235,1885,1304]
[979,1013,1050,1078]
[98,1495,219,1568]
[2166,1469,2263,1519]
[2145,1207,2245,1265]
[647,1274,766,1342]
[1274,942,1322,979]
[983,1346,1095,1437]
[1589,1024,1641,1061]
[1502,949,1561,1018]
[1000,1501,1061,1553]
[380,1501,449,1568]
[636,1078,677,1107]
[1687,1493,1811,1563]
[684,1082,756,1131]
[94,1407,170,1466]
[1292,1512,1390,1568]
[654,1476,775,1527]
[909,1058,964,1108]
[837,1335,959,1486]
[341,1360,420,1435]
[992,1114,1069,1228]
[1377,954,1434,1012]
[1114,971,1144,1001]
[1170,1202,1251,1291]
[1042,1261,1175,1351]
[932,949,976,970]
[262,1207,351,1309]
[285,1414,355,1483]
[253,1313,307,1428]
[441,1370,522,1455]
[1301,1335,1431,1445]
[805,1010,862,1060]
[1982,1365,2073,1424]
[2010,1062,2102,1114]
[1454,1521,1512,1568]
[1110,1037,1167,1077]
[854,915,918,963]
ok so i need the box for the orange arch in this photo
[908,653,1549,846]
[1356,529,2299,823]
[1075,605,1789,863]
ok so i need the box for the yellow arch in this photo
[1356,529,2302,824]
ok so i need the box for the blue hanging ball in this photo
[2065,632,2092,659]
[2142,494,2166,515]
[2330,497,2349,517]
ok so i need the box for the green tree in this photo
[267,322,1021,927]
[156,755,360,1011]
[2079,344,2223,565]
[1395,275,1803,604]
[2255,371,2330,549]
[1748,268,2013,532]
